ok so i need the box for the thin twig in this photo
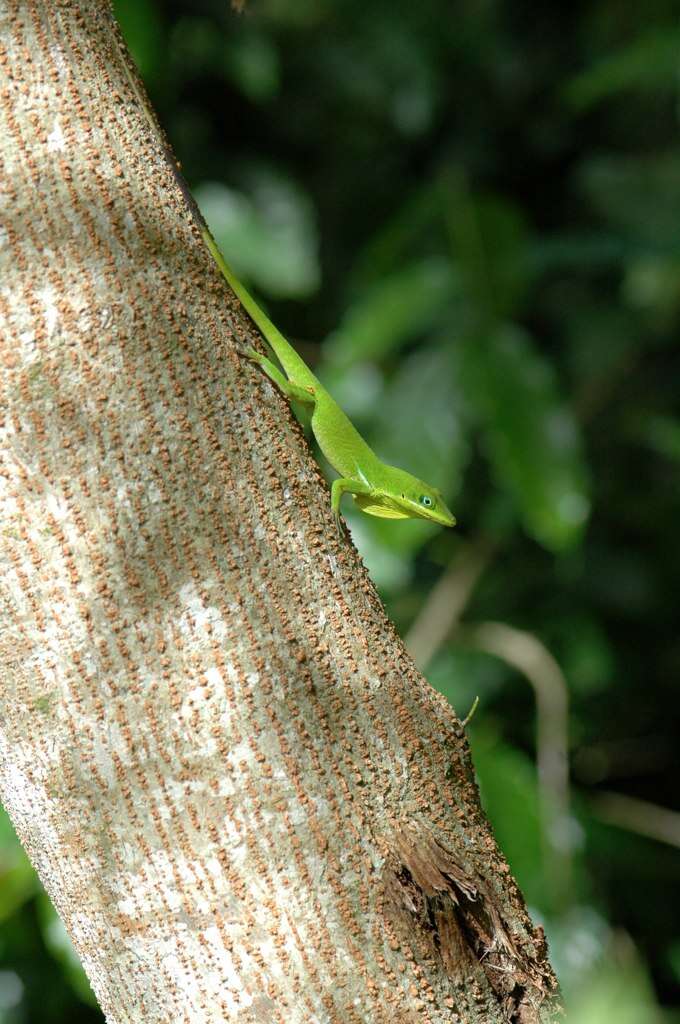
[405,537,492,670]
[456,621,571,900]
[460,695,480,729]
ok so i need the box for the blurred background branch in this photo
[454,621,571,903]
[589,792,680,850]
[405,536,492,668]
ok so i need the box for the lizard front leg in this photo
[330,477,372,533]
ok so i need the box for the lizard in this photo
[204,228,456,531]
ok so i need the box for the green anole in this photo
[204,229,456,530]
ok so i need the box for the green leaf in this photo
[668,940,680,986]
[113,0,164,82]
[530,233,627,274]
[442,180,531,320]
[427,648,508,711]
[579,154,680,251]
[622,258,680,321]
[0,808,38,922]
[641,415,680,463]
[469,728,545,906]
[350,183,442,285]
[371,343,469,496]
[564,947,667,1024]
[565,28,680,111]
[463,325,590,550]
[549,613,614,697]
[195,171,320,299]
[324,259,458,367]
[36,894,99,1008]
[559,303,639,387]
[224,32,281,103]
[168,15,224,74]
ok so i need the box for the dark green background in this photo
[1,1,679,1019]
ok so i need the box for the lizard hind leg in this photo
[241,347,316,405]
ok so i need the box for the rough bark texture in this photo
[0,2,559,1022]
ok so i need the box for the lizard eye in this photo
[419,494,433,508]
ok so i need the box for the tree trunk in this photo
[0,2,559,1021]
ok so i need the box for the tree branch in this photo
[0,2,559,1021]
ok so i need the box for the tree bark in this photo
[0,2,559,1022]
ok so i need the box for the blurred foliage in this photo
[2,0,680,1020]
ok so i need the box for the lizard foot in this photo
[234,344,259,360]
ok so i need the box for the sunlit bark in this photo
[0,3,559,1021]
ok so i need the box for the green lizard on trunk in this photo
[205,229,456,530]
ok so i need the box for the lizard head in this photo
[353,468,456,527]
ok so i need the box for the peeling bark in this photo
[0,2,560,1022]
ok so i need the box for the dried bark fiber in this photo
[0,2,560,1022]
